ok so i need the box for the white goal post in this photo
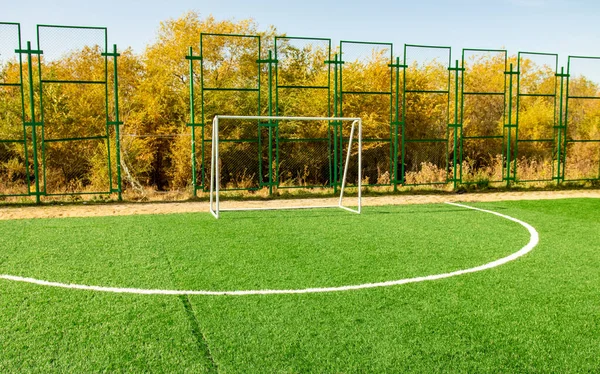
[209,115,362,219]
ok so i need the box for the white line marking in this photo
[0,203,539,296]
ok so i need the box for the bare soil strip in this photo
[1,190,598,221]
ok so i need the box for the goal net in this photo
[209,115,362,218]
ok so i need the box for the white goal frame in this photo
[209,115,362,219]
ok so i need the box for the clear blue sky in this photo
[3,0,600,67]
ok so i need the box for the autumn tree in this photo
[124,12,277,191]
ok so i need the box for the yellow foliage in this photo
[1,12,600,195]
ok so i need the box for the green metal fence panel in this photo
[10,22,600,199]
[258,48,278,195]
[198,33,261,192]
[564,56,600,181]
[36,25,120,198]
[516,52,559,183]
[340,40,394,187]
[0,22,30,198]
[460,48,507,185]
[186,46,201,197]
[275,36,332,189]
[403,44,451,186]
[187,35,600,193]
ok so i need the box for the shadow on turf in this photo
[213,205,507,221]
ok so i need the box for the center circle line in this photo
[0,202,539,296]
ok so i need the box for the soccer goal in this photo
[209,115,362,219]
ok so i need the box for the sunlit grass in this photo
[0,199,598,372]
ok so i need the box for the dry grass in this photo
[404,162,448,185]
[2,150,599,204]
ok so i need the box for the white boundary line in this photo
[0,203,539,296]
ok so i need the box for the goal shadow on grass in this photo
[210,205,506,221]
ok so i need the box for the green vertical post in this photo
[332,54,339,192]
[35,27,47,196]
[325,52,345,191]
[388,56,408,190]
[111,45,122,201]
[556,67,566,184]
[104,36,113,197]
[186,46,200,197]
[190,47,197,197]
[200,36,205,191]
[324,52,334,189]
[447,59,465,189]
[505,63,516,186]
[21,41,42,203]
[401,45,406,185]
[393,57,401,191]
[102,44,123,201]
[563,59,571,182]
[274,40,279,186]
[387,49,394,190]
[459,52,466,184]
[452,60,460,190]
[335,49,344,192]
[257,46,277,194]
[268,50,274,196]
[257,37,262,188]
[14,24,32,195]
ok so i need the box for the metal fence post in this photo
[186,47,203,197]
[555,66,568,184]
[16,41,43,203]
[389,57,407,191]
[103,44,123,201]
[505,63,519,186]
[257,49,278,195]
[448,60,465,190]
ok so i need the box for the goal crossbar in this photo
[209,115,362,219]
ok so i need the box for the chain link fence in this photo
[564,56,600,181]
[515,52,558,183]
[0,23,29,197]
[340,41,393,186]
[36,25,117,196]
[403,45,451,185]
[3,22,600,202]
[460,49,507,184]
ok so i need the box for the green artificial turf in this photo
[0,198,599,372]
[0,204,526,291]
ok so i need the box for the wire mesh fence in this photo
[565,56,600,181]
[275,37,331,118]
[460,138,505,184]
[340,41,393,187]
[460,49,507,184]
[0,23,22,85]
[207,118,261,191]
[0,23,29,197]
[402,45,451,185]
[276,119,331,188]
[3,22,600,202]
[564,142,600,180]
[207,117,363,192]
[197,33,261,193]
[35,25,117,197]
[516,52,558,182]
